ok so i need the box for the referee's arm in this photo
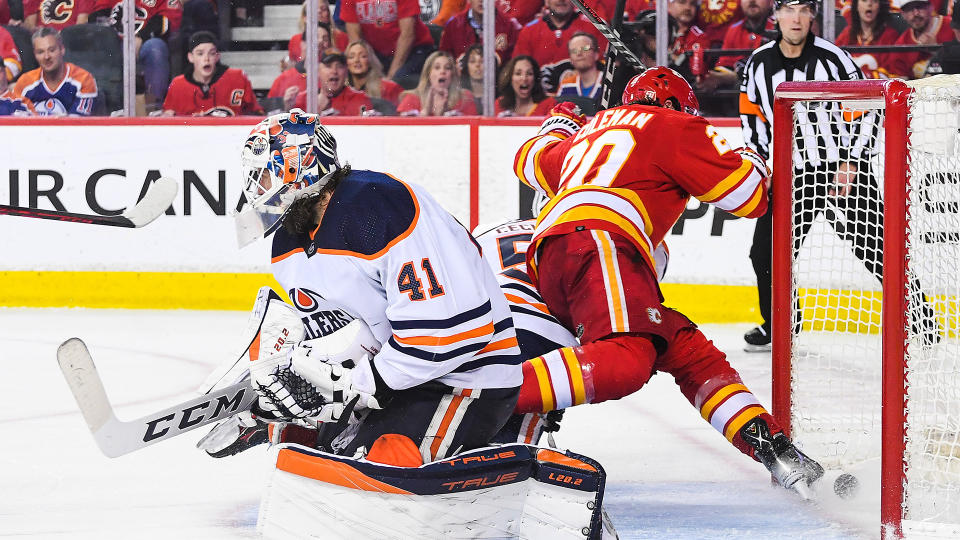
[738,54,771,162]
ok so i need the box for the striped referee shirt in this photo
[740,35,875,167]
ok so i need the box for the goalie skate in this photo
[257,442,616,539]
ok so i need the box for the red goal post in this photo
[770,77,960,539]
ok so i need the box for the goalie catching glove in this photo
[250,313,384,423]
[537,101,587,139]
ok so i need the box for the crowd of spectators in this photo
[1,0,959,117]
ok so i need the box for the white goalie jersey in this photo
[270,170,523,394]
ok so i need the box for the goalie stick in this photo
[57,338,258,457]
[0,176,177,228]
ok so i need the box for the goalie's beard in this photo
[281,164,350,236]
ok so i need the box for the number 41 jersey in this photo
[514,104,768,283]
[270,170,522,394]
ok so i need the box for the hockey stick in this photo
[567,0,646,73]
[0,176,177,228]
[57,338,258,458]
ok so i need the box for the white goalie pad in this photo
[257,443,616,539]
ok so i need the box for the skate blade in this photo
[743,343,772,353]
[791,481,816,501]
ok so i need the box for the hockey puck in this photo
[834,473,860,499]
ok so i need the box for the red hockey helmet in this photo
[621,67,700,116]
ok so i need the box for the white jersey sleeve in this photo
[472,219,579,357]
[271,171,523,393]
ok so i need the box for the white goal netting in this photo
[785,75,960,534]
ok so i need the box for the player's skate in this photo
[740,417,824,499]
[743,323,771,352]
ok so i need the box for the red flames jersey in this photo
[91,0,183,35]
[293,85,373,116]
[696,0,743,46]
[23,0,95,29]
[163,66,262,116]
[835,25,902,79]
[512,15,608,69]
[339,0,434,58]
[1,26,19,82]
[890,15,954,78]
[514,105,768,283]
[714,17,776,70]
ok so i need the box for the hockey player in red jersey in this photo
[512,67,824,497]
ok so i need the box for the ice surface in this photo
[0,309,871,539]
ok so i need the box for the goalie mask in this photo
[235,109,340,247]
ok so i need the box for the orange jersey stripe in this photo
[429,389,472,460]
[393,322,494,347]
[503,293,550,314]
[478,336,519,355]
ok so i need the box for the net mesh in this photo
[786,75,960,530]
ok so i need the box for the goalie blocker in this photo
[258,442,616,539]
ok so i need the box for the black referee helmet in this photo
[773,0,819,12]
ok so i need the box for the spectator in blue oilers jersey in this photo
[13,27,97,115]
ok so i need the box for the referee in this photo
[738,0,939,350]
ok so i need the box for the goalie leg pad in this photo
[257,443,613,540]
[327,384,519,463]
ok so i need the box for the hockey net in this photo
[771,76,960,539]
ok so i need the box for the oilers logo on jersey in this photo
[288,287,355,340]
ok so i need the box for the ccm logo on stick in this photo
[142,388,249,442]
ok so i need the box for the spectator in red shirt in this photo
[397,50,476,115]
[287,0,349,69]
[346,40,404,105]
[697,0,743,46]
[836,0,903,77]
[495,54,556,116]
[340,0,436,89]
[293,49,374,115]
[513,0,607,70]
[162,31,261,116]
[268,25,334,111]
[701,0,775,92]
[438,0,522,60]
[891,0,953,77]
[23,0,93,30]
[668,0,712,73]
[501,0,546,26]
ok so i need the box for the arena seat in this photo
[61,24,123,114]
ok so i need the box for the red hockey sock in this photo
[515,334,657,414]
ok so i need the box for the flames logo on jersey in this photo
[41,0,75,24]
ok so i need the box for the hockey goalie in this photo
[197,109,616,539]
